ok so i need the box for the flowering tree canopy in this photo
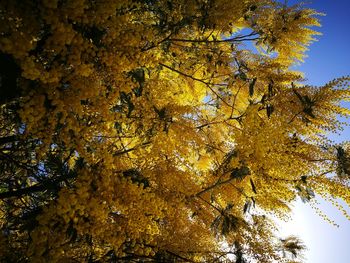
[1,0,350,262]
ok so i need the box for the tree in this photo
[1,0,350,262]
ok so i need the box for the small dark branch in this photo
[141,32,174,51]
[0,173,76,199]
[228,182,249,198]
[288,110,302,124]
[262,174,302,183]
[159,63,231,107]
[113,141,151,156]
[169,32,260,43]
[194,176,235,197]
[196,120,225,129]
[230,83,245,119]
[262,170,335,184]
[196,114,244,129]
[0,151,38,174]
[165,250,196,263]
[196,195,222,213]
[169,37,260,43]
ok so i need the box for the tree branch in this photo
[0,172,76,199]
[169,32,260,43]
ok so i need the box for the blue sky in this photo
[292,0,350,87]
[279,1,350,262]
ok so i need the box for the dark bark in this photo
[0,53,21,105]
[0,135,18,145]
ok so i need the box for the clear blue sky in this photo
[279,1,350,262]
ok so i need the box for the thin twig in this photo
[159,63,232,107]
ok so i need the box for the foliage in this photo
[1,0,350,262]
